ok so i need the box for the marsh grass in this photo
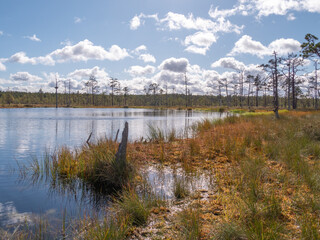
[179,208,201,240]
[73,213,130,240]
[147,124,179,142]
[202,112,320,239]
[173,177,190,199]
[213,222,247,240]
[23,137,133,194]
[14,111,320,239]
[114,188,149,226]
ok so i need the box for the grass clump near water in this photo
[173,177,190,199]
[29,137,133,193]
[179,208,202,240]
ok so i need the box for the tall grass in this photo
[23,138,133,193]
[179,208,201,240]
[147,124,178,142]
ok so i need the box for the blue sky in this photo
[0,0,319,95]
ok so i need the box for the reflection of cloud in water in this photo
[16,139,30,155]
[0,202,32,227]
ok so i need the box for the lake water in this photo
[0,108,226,229]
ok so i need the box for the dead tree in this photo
[260,51,281,119]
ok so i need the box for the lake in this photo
[0,107,227,229]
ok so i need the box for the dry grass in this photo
[14,110,320,239]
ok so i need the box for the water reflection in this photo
[0,202,32,227]
[0,108,227,228]
[143,165,215,200]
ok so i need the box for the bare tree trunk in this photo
[315,61,318,110]
[292,64,296,109]
[273,52,280,119]
[256,87,259,107]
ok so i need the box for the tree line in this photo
[0,34,319,112]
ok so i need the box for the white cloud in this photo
[129,13,159,30]
[132,45,156,63]
[10,72,42,81]
[133,45,147,54]
[211,57,245,71]
[24,34,41,42]
[184,31,217,55]
[287,13,296,20]
[228,35,269,58]
[185,31,217,48]
[302,0,320,13]
[239,0,320,18]
[159,57,189,73]
[184,45,208,55]
[50,39,129,62]
[8,52,55,65]
[155,70,185,85]
[7,40,129,66]
[130,15,141,30]
[268,38,301,55]
[138,53,156,63]
[203,70,220,84]
[60,39,72,46]
[159,12,244,34]
[208,5,238,19]
[127,65,155,76]
[74,17,83,24]
[5,39,129,68]
[68,66,109,80]
[0,61,6,71]
[0,31,3,36]
[228,35,301,57]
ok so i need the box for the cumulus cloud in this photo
[127,65,155,76]
[228,35,269,58]
[184,45,208,55]
[211,57,245,71]
[159,57,189,73]
[287,13,296,20]
[268,38,301,55]
[138,53,156,63]
[155,70,185,85]
[24,34,41,42]
[0,61,6,71]
[238,0,320,18]
[228,35,301,57]
[130,11,244,34]
[185,31,217,48]
[10,72,42,82]
[130,13,159,30]
[206,0,320,22]
[7,40,129,66]
[133,45,147,54]
[132,45,156,63]
[130,15,141,30]
[51,39,129,62]
[203,70,220,89]
[129,10,243,55]
[184,31,217,55]
[8,52,55,65]
[68,66,109,80]
[159,12,244,34]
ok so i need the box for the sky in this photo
[0,0,319,95]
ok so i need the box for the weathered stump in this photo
[114,122,129,171]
